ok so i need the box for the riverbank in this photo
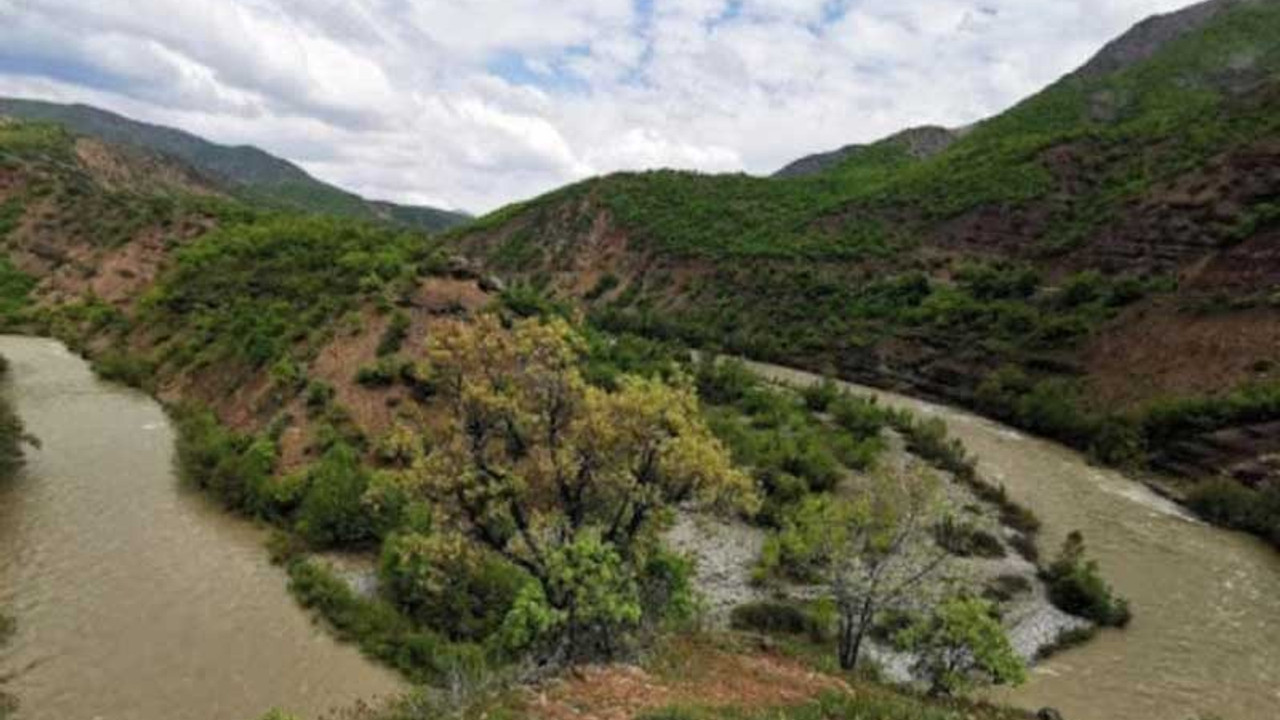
[0,352,23,720]
[739,358,1280,720]
[0,337,402,720]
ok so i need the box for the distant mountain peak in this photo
[772,125,957,179]
[0,97,471,232]
[1073,0,1267,79]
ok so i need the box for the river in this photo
[745,360,1280,720]
[0,337,402,720]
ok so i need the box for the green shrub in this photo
[0,374,26,481]
[695,356,760,406]
[1043,532,1131,627]
[955,262,1040,301]
[1007,533,1039,563]
[640,689,1027,720]
[830,395,888,440]
[1188,479,1280,548]
[174,406,276,512]
[1057,271,1106,308]
[92,350,155,388]
[638,548,700,630]
[287,559,488,685]
[758,496,840,583]
[0,257,33,323]
[148,215,427,369]
[801,377,841,412]
[1141,382,1280,448]
[897,597,1026,697]
[377,311,411,357]
[933,517,1006,559]
[380,532,529,641]
[356,357,406,387]
[895,417,976,481]
[305,380,335,409]
[730,601,826,640]
[295,444,376,548]
[585,273,621,301]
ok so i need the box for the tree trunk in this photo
[838,613,867,670]
[838,613,855,670]
[837,599,874,670]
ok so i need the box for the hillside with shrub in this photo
[452,0,1280,546]
[0,98,471,232]
[0,112,1112,720]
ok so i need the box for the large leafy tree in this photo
[769,469,955,670]
[411,314,757,660]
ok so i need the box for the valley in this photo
[453,0,1280,549]
[0,1,1278,720]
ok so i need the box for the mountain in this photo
[773,126,957,178]
[776,0,1253,180]
[0,97,470,232]
[453,0,1280,542]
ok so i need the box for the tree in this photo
[295,443,375,548]
[898,596,1026,696]
[411,315,757,661]
[772,469,954,670]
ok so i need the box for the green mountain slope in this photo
[455,0,1280,543]
[0,98,470,232]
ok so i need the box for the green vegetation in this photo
[461,0,1280,548]
[377,311,411,357]
[0,357,22,720]
[0,197,23,238]
[729,601,828,641]
[1042,532,1131,628]
[485,2,1280,265]
[758,473,963,673]
[0,354,27,479]
[0,611,13,720]
[933,516,1005,560]
[168,315,746,684]
[0,98,470,232]
[1188,479,1280,547]
[694,359,887,524]
[896,597,1027,697]
[286,559,488,685]
[380,532,529,642]
[410,316,751,663]
[0,258,34,327]
[636,689,1028,720]
[145,215,439,371]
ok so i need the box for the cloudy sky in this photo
[0,0,1193,213]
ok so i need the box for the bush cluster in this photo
[729,601,827,641]
[1042,532,1131,627]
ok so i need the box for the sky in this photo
[0,0,1195,214]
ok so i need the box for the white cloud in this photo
[0,0,1196,212]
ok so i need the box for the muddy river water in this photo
[747,359,1280,720]
[0,336,402,720]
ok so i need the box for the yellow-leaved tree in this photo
[411,314,757,661]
